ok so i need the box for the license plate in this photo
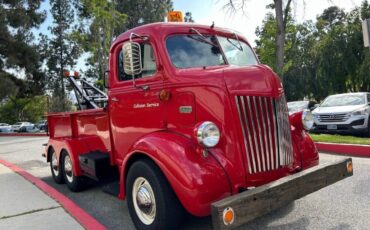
[327,124,337,130]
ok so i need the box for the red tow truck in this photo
[44,22,353,229]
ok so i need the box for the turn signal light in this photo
[347,161,353,174]
[222,207,235,225]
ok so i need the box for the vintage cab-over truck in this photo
[44,22,353,229]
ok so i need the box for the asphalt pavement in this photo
[1,136,370,230]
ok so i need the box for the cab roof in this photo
[111,22,250,51]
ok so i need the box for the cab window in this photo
[118,43,157,81]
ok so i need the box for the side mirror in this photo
[122,42,142,76]
[104,70,109,88]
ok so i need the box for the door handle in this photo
[111,97,119,102]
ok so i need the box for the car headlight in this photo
[196,121,220,147]
[352,108,368,116]
[302,110,314,130]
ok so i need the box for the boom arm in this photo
[66,73,108,110]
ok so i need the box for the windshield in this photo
[217,36,258,66]
[166,35,225,68]
[14,122,22,125]
[166,34,258,68]
[287,101,308,112]
[321,94,366,107]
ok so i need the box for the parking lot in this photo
[1,136,370,230]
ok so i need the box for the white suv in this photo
[311,92,370,136]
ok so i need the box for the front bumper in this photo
[211,158,353,229]
[311,120,368,134]
[311,115,369,134]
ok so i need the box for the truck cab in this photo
[45,22,352,230]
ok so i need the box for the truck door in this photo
[109,40,164,162]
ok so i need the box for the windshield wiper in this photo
[228,32,243,51]
[188,28,219,48]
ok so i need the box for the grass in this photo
[309,133,370,145]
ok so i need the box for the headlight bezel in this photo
[302,109,314,130]
[351,108,368,116]
[196,121,220,148]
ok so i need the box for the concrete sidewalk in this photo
[0,164,83,230]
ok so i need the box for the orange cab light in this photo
[167,11,183,22]
[159,89,171,101]
[347,161,353,174]
[222,207,235,225]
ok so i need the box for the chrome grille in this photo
[235,95,294,174]
[317,114,349,122]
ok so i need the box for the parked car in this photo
[35,120,47,131]
[311,92,370,136]
[11,122,36,132]
[0,123,11,133]
[287,100,317,114]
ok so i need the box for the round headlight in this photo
[302,110,314,130]
[196,121,220,147]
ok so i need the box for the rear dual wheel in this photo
[50,149,64,184]
[61,150,86,192]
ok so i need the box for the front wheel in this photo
[61,150,86,192]
[126,159,185,230]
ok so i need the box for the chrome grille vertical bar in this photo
[235,96,253,173]
[253,97,266,172]
[272,100,280,168]
[260,97,270,171]
[247,96,261,172]
[242,97,257,173]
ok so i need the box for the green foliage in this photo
[74,0,126,85]
[115,0,173,31]
[40,0,81,112]
[256,1,370,101]
[0,96,48,124]
[309,133,370,145]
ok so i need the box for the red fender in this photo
[289,112,319,169]
[47,136,109,176]
[119,131,231,217]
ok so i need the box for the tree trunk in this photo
[275,0,285,81]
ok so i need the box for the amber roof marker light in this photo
[167,11,183,22]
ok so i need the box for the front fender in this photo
[120,131,231,217]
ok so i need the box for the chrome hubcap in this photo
[51,152,59,176]
[132,177,156,225]
[64,154,73,183]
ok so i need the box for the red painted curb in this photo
[315,142,370,158]
[0,158,107,230]
[0,133,47,137]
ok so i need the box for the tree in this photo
[115,0,173,31]
[255,1,370,101]
[0,0,46,99]
[225,0,292,80]
[184,12,194,22]
[42,0,81,112]
[74,0,126,86]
